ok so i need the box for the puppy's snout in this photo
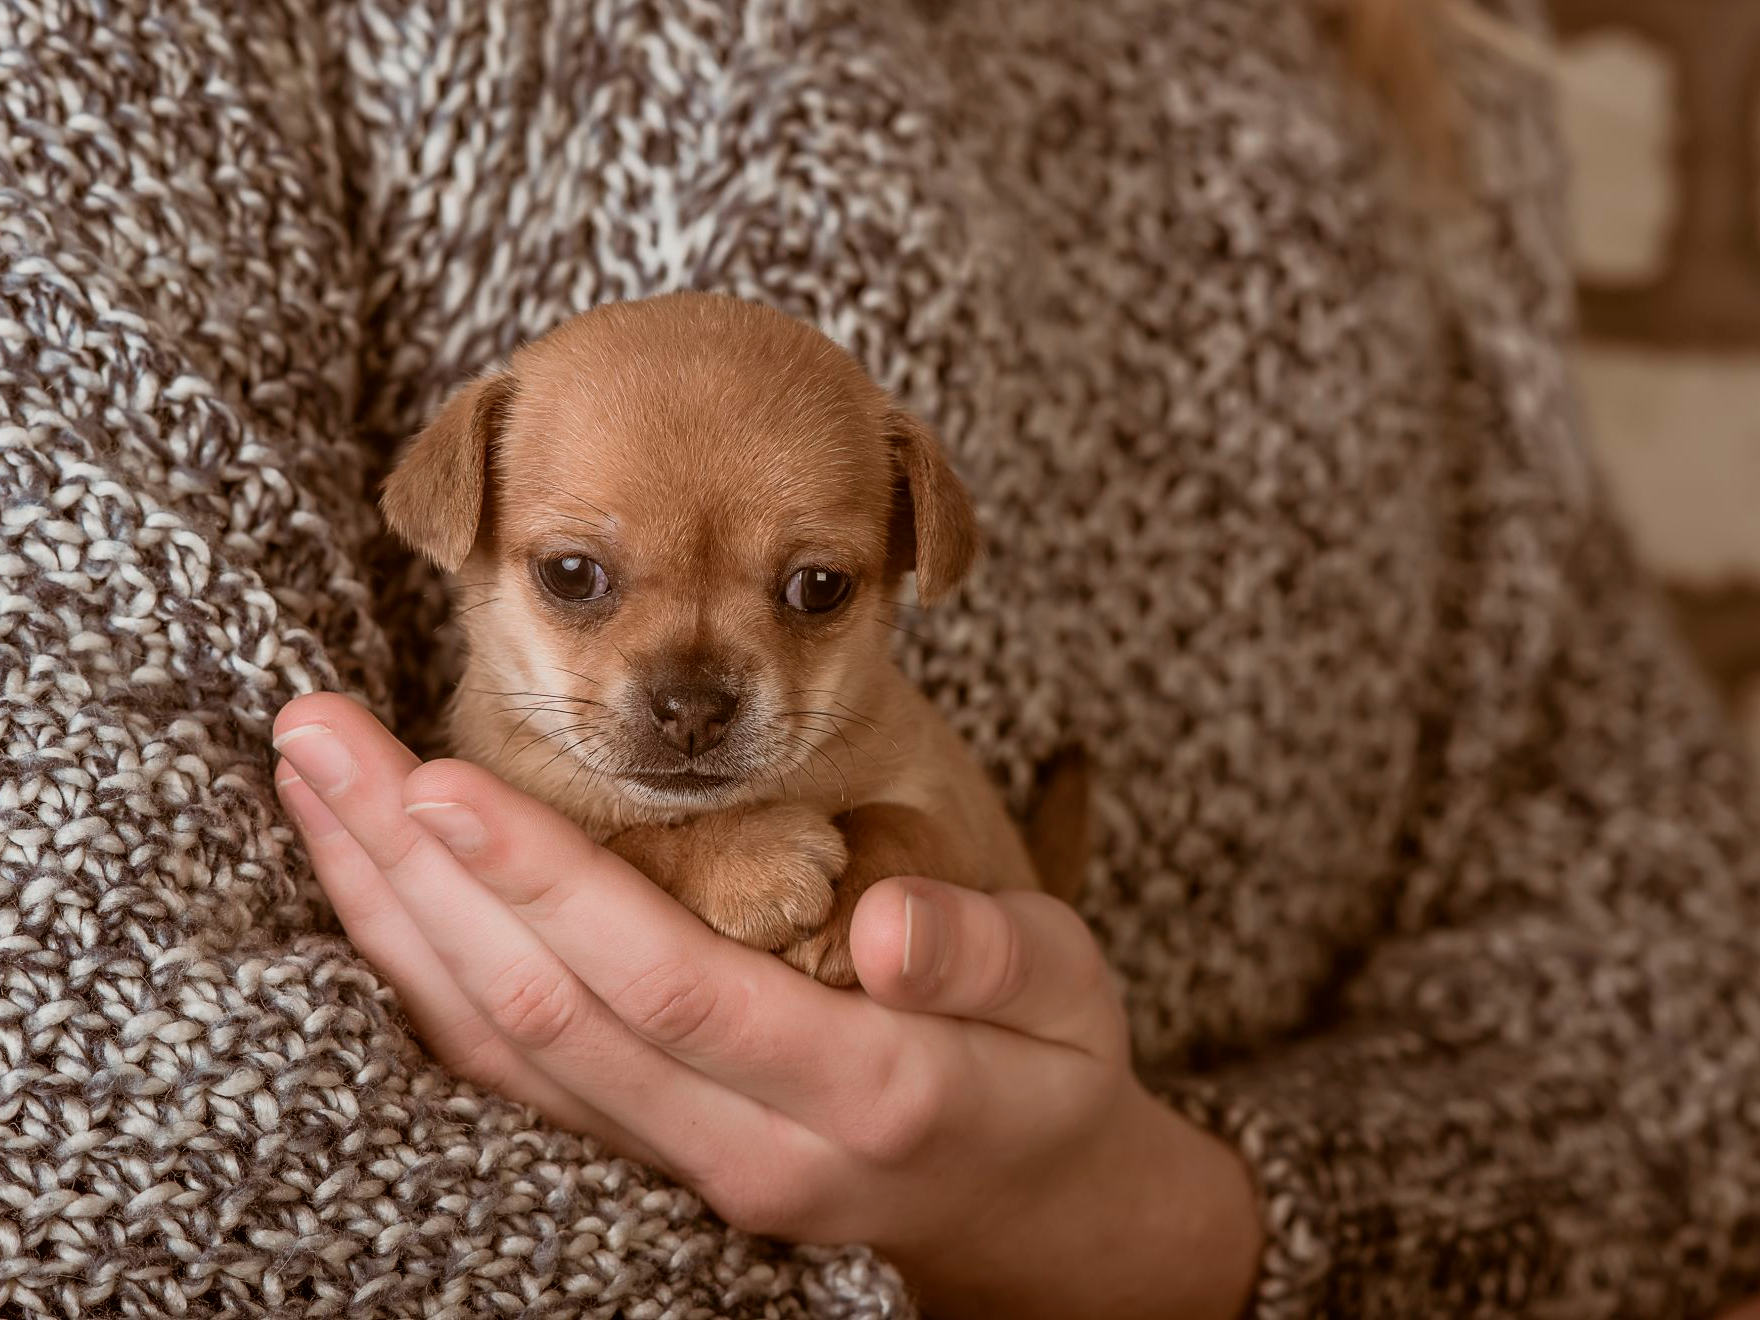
[649,681,740,757]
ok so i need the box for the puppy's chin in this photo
[614,769,757,812]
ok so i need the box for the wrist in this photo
[888,1081,1262,1320]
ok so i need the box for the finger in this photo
[273,698,769,1172]
[402,757,907,1120]
[275,762,659,1161]
[272,692,428,873]
[849,877,1127,1056]
[274,698,554,1093]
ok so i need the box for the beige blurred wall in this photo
[1554,18,1760,757]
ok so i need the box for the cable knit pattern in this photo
[3,0,1759,1315]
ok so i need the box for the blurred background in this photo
[1551,0,1760,756]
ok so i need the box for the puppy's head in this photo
[383,293,978,812]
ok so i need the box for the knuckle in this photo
[1047,902,1106,987]
[1039,898,1117,1001]
[373,822,427,875]
[610,959,725,1050]
[843,1044,945,1166]
[478,962,582,1052]
[406,758,476,802]
[706,1179,784,1236]
[445,1026,519,1093]
[704,1163,818,1238]
[975,910,1037,1018]
[503,866,568,918]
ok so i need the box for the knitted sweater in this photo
[3,0,1758,1315]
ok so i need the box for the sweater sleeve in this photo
[1141,7,1760,1312]
[1157,502,1760,1316]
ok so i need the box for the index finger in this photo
[402,757,912,1120]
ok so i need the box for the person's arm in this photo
[274,692,1263,1320]
[1153,530,1760,1315]
[1114,6,1760,1306]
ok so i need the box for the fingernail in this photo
[405,801,486,853]
[900,893,945,984]
[274,766,346,841]
[271,723,356,795]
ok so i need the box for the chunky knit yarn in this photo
[4,0,1759,1315]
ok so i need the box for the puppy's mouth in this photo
[621,769,739,795]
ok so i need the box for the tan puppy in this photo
[383,292,1058,985]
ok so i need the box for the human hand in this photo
[272,692,1261,1319]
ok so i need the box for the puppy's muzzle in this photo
[649,679,740,757]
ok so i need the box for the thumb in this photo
[849,877,1125,1055]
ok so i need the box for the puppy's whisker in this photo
[781,731,850,805]
[828,696,880,726]
[788,759,827,801]
[445,596,503,623]
[485,696,608,749]
[578,744,622,792]
[785,713,876,768]
[784,691,884,736]
[783,705,880,737]
[496,704,594,754]
[490,701,597,718]
[547,737,600,786]
[418,580,498,597]
[536,730,606,776]
[562,737,618,793]
[800,725,865,769]
[563,742,603,793]
[516,719,608,763]
[471,686,606,706]
[540,663,605,689]
[488,696,608,717]
[527,720,608,745]
[882,620,933,646]
[781,705,893,763]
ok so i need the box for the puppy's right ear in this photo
[381,373,515,573]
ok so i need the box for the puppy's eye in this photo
[537,554,610,602]
[784,567,852,614]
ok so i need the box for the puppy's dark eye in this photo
[784,567,852,614]
[537,554,610,602]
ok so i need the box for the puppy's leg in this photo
[1026,746,1091,904]
[607,803,845,950]
[782,803,974,988]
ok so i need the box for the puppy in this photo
[382,292,1062,985]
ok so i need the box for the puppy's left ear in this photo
[887,409,980,604]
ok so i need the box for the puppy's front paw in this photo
[780,861,878,988]
[780,903,859,988]
[690,808,846,951]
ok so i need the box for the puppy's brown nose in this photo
[649,683,739,757]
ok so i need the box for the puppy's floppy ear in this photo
[886,408,979,604]
[381,372,515,573]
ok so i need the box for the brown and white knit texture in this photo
[3,0,1760,1315]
